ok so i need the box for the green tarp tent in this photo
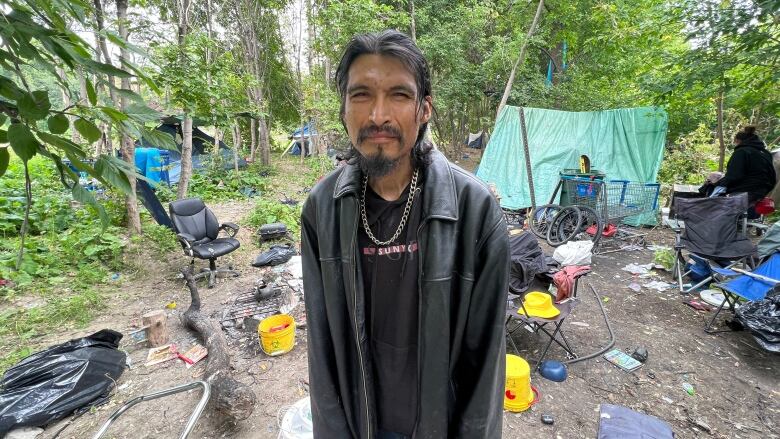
[475,106,668,225]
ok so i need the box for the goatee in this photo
[355,123,405,177]
[357,152,401,177]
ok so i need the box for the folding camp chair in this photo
[705,252,780,333]
[671,193,756,293]
[505,270,590,369]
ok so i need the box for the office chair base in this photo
[190,260,239,288]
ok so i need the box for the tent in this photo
[136,116,246,184]
[466,131,487,149]
[285,123,317,156]
[475,106,668,225]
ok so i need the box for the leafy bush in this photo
[185,169,268,202]
[245,199,303,238]
[304,155,335,187]
[142,223,179,255]
[658,124,720,186]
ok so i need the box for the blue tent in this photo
[288,123,317,156]
[135,119,246,184]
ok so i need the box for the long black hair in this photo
[335,29,434,168]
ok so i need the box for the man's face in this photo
[343,54,432,176]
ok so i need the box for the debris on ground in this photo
[622,263,654,275]
[642,280,673,292]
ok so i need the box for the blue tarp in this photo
[134,148,169,186]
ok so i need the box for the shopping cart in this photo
[529,175,660,250]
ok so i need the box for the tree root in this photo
[181,268,256,422]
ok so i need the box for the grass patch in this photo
[0,288,104,373]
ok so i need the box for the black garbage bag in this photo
[0,329,126,434]
[508,229,547,294]
[736,295,780,352]
[252,244,297,267]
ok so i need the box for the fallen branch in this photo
[181,268,256,422]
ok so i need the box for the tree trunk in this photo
[258,116,270,165]
[716,89,726,172]
[496,0,545,121]
[92,0,115,157]
[232,122,241,173]
[409,0,416,42]
[178,115,194,199]
[249,117,258,162]
[182,268,257,422]
[116,0,141,235]
[300,120,306,163]
[92,0,118,105]
[176,0,193,199]
[306,0,314,73]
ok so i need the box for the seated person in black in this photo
[715,125,776,205]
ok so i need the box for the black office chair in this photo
[169,198,240,288]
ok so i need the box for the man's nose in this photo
[369,95,391,126]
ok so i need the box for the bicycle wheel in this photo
[546,206,583,246]
[575,205,603,248]
[528,204,562,239]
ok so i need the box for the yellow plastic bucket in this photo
[258,314,296,356]
[504,354,538,412]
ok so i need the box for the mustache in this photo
[357,124,402,144]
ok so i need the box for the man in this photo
[301,30,509,438]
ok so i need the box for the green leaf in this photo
[113,88,144,104]
[82,59,132,78]
[125,104,162,123]
[8,123,40,162]
[94,156,132,194]
[18,91,51,121]
[140,127,177,151]
[85,77,97,106]
[99,106,128,123]
[0,147,8,177]
[0,130,6,143]
[47,114,69,134]
[0,76,24,100]
[72,184,109,229]
[74,118,101,143]
[0,113,7,126]
[36,131,86,157]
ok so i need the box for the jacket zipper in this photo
[413,218,430,439]
[351,206,371,438]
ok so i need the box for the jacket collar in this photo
[333,149,458,221]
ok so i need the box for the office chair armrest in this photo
[220,222,239,237]
[176,233,197,256]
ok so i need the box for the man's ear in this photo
[419,96,432,123]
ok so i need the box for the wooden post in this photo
[142,310,169,347]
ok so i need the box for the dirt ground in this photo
[9,154,780,439]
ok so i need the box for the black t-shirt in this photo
[358,180,423,436]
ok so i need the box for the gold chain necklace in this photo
[360,169,419,246]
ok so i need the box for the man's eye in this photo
[351,92,367,98]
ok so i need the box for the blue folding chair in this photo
[706,252,780,333]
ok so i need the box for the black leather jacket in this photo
[301,150,509,438]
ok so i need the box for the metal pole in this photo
[519,107,536,209]
[92,381,211,439]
